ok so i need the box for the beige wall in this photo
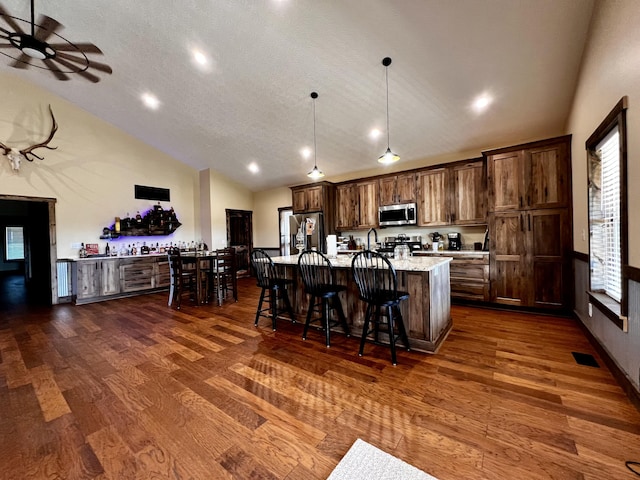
[202,169,254,249]
[253,187,291,248]
[566,0,640,266]
[0,73,200,259]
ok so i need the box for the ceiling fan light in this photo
[307,165,325,179]
[378,147,400,164]
[22,47,46,59]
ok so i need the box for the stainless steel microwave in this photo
[378,203,417,226]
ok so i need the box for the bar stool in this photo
[250,249,296,330]
[351,250,411,365]
[298,250,350,347]
[210,247,238,305]
[167,247,197,309]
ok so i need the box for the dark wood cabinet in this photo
[485,135,572,311]
[379,172,416,205]
[291,183,329,213]
[335,180,378,230]
[417,159,486,227]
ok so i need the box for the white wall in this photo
[565,0,640,393]
[0,73,200,259]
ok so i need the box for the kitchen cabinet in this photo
[291,182,334,213]
[74,255,170,304]
[378,172,416,205]
[487,137,569,212]
[415,251,489,301]
[417,168,449,226]
[485,135,572,311]
[451,160,486,224]
[416,159,486,227]
[335,180,378,230]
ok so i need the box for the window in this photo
[5,226,25,261]
[587,97,628,323]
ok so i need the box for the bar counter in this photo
[270,254,453,353]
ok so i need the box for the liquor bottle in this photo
[79,243,86,258]
[105,243,110,256]
[136,211,142,224]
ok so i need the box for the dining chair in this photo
[351,250,411,365]
[167,247,198,309]
[297,250,350,347]
[250,248,295,330]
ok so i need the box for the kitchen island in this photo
[270,254,452,353]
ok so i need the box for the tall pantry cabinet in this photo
[484,135,572,310]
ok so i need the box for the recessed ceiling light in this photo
[192,49,208,66]
[369,128,382,140]
[141,93,160,110]
[248,162,259,173]
[300,147,312,159]
[472,93,493,114]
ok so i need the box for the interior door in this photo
[226,209,253,277]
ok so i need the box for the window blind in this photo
[6,226,25,261]
[597,129,621,301]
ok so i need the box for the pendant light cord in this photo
[30,0,35,37]
[385,63,390,150]
[313,95,318,169]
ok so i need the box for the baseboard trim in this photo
[573,250,589,263]
[573,310,640,413]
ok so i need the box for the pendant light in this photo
[378,57,400,164]
[307,91,325,179]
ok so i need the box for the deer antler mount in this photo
[0,105,58,171]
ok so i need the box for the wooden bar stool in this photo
[250,249,296,330]
[298,250,350,347]
[351,250,411,365]
[167,247,197,309]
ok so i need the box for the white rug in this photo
[327,438,438,480]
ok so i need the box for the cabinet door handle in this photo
[451,213,455,222]
[527,195,530,205]
[544,186,548,198]
[519,196,523,208]
[520,214,524,232]
[528,214,531,231]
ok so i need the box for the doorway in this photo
[226,209,253,277]
[0,195,57,309]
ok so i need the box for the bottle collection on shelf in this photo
[79,240,208,258]
[100,203,182,239]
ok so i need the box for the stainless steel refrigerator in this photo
[289,212,324,254]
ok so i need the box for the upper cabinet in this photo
[417,159,486,227]
[450,160,486,225]
[335,180,378,230]
[292,185,324,213]
[378,172,416,205]
[486,137,569,212]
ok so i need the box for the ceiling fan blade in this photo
[9,53,31,69]
[43,59,70,80]
[53,56,100,82]
[55,51,113,74]
[0,44,17,49]
[0,25,14,38]
[0,6,26,35]
[49,42,103,54]
[34,15,63,42]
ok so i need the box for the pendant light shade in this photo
[378,57,400,164]
[307,91,325,179]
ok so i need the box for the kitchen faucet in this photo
[367,228,378,251]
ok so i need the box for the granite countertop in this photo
[413,249,489,256]
[271,254,451,272]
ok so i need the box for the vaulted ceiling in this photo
[0,0,595,191]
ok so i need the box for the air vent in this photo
[571,352,600,368]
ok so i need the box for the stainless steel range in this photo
[378,234,423,257]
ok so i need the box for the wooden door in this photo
[226,209,253,277]
[487,150,524,212]
[527,141,569,210]
[490,212,526,306]
[396,172,417,203]
[356,180,378,229]
[417,168,449,226]
[451,161,486,224]
[378,177,397,206]
[527,208,569,309]
[336,184,356,230]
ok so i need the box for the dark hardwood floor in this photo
[1,278,639,479]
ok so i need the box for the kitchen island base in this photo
[271,255,452,354]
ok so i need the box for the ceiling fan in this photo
[0,0,112,82]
